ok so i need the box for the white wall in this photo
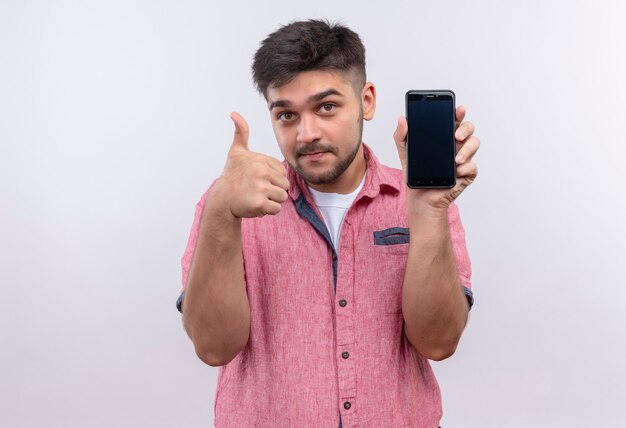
[1,1,625,427]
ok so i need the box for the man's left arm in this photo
[392,106,480,361]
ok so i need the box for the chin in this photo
[297,167,342,185]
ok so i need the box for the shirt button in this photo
[341,351,350,359]
[343,402,351,410]
[339,299,347,307]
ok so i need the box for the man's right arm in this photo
[180,112,289,367]
[182,178,250,367]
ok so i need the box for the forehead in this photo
[266,70,354,105]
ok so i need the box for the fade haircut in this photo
[252,19,366,98]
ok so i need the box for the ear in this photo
[361,82,376,121]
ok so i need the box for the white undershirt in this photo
[308,174,366,253]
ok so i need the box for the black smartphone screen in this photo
[406,90,456,188]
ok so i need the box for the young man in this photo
[177,20,479,428]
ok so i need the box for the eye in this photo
[319,103,335,113]
[277,111,295,122]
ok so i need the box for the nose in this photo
[296,113,322,145]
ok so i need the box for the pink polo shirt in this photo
[178,144,473,427]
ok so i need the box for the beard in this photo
[292,116,364,186]
[294,140,362,185]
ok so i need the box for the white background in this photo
[1,1,625,427]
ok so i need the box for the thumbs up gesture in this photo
[222,112,290,218]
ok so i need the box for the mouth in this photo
[300,151,328,161]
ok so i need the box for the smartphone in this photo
[405,90,456,188]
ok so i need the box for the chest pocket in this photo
[373,227,410,246]
[358,226,411,314]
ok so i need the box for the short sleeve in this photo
[176,180,218,313]
[447,202,474,309]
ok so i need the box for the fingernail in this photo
[456,154,464,163]
[455,130,464,140]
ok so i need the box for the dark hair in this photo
[252,19,366,97]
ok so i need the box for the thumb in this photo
[392,116,408,170]
[230,112,249,151]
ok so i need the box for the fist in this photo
[222,112,290,218]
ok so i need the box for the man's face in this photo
[266,69,375,188]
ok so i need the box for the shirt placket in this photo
[294,192,358,428]
[335,214,357,426]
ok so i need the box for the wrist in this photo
[205,178,241,222]
[407,197,450,220]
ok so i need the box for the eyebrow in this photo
[269,88,344,110]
